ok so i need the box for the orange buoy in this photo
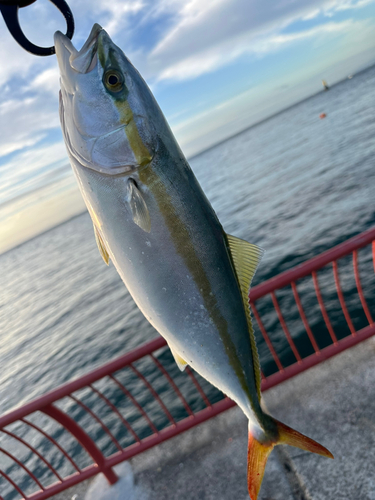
[319,113,326,119]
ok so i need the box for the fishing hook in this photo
[0,0,74,56]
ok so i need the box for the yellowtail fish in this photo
[54,24,333,499]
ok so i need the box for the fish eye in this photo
[104,70,124,92]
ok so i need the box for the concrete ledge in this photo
[53,335,375,499]
[264,335,375,500]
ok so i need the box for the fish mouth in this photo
[54,23,103,75]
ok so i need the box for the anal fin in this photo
[170,346,188,371]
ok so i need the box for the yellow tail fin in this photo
[247,419,333,500]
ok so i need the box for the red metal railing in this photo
[0,227,374,500]
[251,227,375,389]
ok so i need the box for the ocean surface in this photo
[1,65,375,420]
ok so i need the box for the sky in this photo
[0,0,375,254]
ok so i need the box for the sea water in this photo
[1,65,375,418]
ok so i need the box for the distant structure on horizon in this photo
[322,79,329,91]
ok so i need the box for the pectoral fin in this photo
[226,234,264,399]
[127,178,151,233]
[94,225,110,265]
[169,345,188,371]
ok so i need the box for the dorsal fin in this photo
[94,225,110,265]
[226,233,264,400]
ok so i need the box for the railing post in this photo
[42,404,119,485]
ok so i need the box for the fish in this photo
[54,24,333,499]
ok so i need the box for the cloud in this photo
[99,0,146,35]
[0,141,69,204]
[324,0,375,13]
[172,16,375,157]
[150,0,319,63]
[302,9,321,20]
[301,0,375,18]
[0,133,47,158]
[0,33,37,88]
[0,57,61,159]
[30,67,60,95]
[250,20,354,54]
[156,20,354,82]
[148,0,375,82]
[0,10,64,160]
[0,175,85,255]
[0,91,60,158]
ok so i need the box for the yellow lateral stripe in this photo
[138,165,255,403]
[115,100,152,167]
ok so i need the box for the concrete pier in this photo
[53,335,375,500]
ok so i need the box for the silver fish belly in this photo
[70,146,262,423]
